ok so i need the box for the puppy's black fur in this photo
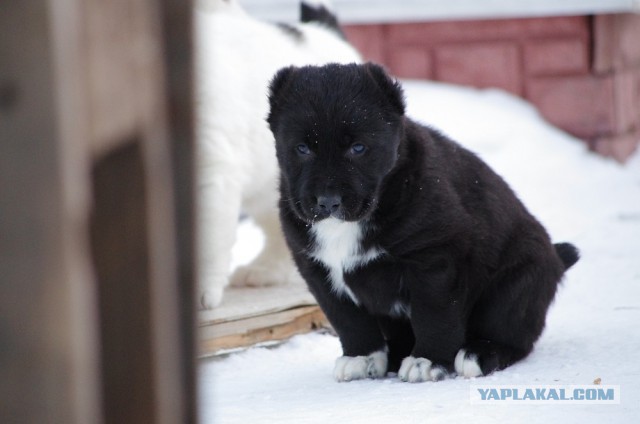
[300,1,346,39]
[268,63,579,378]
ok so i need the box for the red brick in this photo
[387,47,432,79]
[524,38,589,76]
[434,42,522,94]
[593,15,616,73]
[617,15,640,67]
[594,14,640,73]
[386,16,588,45]
[529,70,640,137]
[526,75,615,139]
[590,129,640,163]
[343,25,387,64]
[613,70,640,133]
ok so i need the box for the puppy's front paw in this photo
[333,350,388,382]
[398,356,447,383]
[199,284,225,310]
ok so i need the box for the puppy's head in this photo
[268,62,405,223]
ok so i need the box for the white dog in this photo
[195,0,361,308]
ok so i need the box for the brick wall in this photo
[344,14,640,162]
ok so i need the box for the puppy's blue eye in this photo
[350,143,366,155]
[296,144,311,155]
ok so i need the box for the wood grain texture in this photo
[200,306,330,355]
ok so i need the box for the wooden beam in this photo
[158,0,198,421]
[0,1,100,422]
[1,0,196,423]
[85,0,196,422]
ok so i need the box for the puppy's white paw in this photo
[199,278,227,310]
[454,349,483,378]
[333,350,388,382]
[398,356,447,383]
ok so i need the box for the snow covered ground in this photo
[199,80,640,423]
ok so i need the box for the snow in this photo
[199,80,640,423]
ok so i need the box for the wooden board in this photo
[198,284,330,356]
[1,0,196,422]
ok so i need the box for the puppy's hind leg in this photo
[455,340,528,378]
[230,210,304,287]
[458,250,565,377]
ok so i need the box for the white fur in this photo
[334,350,388,382]
[398,356,447,383]
[195,1,361,308]
[310,218,383,304]
[454,349,483,378]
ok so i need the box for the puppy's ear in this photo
[363,62,405,115]
[267,66,297,129]
[268,66,297,110]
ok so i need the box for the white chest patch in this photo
[309,218,384,304]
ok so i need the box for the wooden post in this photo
[0,0,196,423]
[0,0,100,422]
[159,0,199,420]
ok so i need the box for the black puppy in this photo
[267,63,579,382]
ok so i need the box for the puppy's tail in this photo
[301,1,346,38]
[554,242,580,271]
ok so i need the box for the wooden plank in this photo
[0,1,100,423]
[84,0,141,156]
[197,285,330,355]
[86,0,196,422]
[1,0,196,423]
[158,0,197,422]
[200,284,318,325]
[90,140,158,424]
[199,306,330,355]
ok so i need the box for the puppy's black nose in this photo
[316,195,342,214]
